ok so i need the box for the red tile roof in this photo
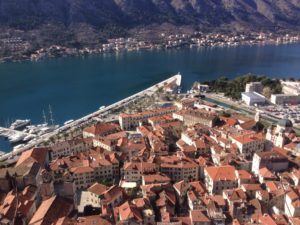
[87,183,108,196]
[205,165,237,181]
[29,195,73,225]
[232,132,264,144]
[83,122,120,136]
[117,201,143,222]
[190,210,210,223]
[76,215,112,225]
[16,147,49,167]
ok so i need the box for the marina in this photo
[0,74,181,162]
[0,106,59,153]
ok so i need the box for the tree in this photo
[219,111,231,117]
[262,86,272,99]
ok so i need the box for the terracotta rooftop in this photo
[117,201,143,222]
[232,132,264,144]
[83,122,120,136]
[143,174,171,184]
[259,167,276,179]
[29,195,73,225]
[87,183,108,196]
[190,210,210,223]
[76,215,112,225]
[15,147,49,167]
[205,165,237,181]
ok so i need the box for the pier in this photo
[0,74,182,162]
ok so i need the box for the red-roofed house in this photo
[83,122,120,138]
[251,150,288,175]
[285,187,300,217]
[258,167,277,183]
[0,186,38,224]
[122,162,158,183]
[16,147,49,168]
[160,156,199,182]
[76,215,112,225]
[189,210,210,225]
[119,107,177,130]
[204,165,238,194]
[29,195,73,225]
[231,132,265,159]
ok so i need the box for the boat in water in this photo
[64,120,74,125]
[9,119,31,130]
[25,123,59,136]
[8,133,26,144]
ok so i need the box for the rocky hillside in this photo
[1,0,300,56]
[1,0,300,31]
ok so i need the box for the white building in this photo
[285,188,300,217]
[245,82,263,93]
[251,151,289,175]
[231,132,265,159]
[50,138,93,160]
[204,165,238,194]
[241,92,266,106]
[270,94,300,105]
[266,118,293,148]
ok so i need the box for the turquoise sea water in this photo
[1,44,300,127]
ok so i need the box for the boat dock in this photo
[0,74,182,162]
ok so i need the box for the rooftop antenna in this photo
[43,110,48,124]
[49,104,54,125]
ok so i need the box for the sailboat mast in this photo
[49,104,54,125]
[42,110,48,124]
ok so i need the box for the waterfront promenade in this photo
[0,73,182,162]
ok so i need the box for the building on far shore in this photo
[241,92,266,106]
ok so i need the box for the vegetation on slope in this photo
[202,74,282,99]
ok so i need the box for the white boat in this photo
[9,119,31,130]
[9,134,26,144]
[64,120,74,125]
[99,106,106,110]
[26,123,58,135]
[23,134,35,141]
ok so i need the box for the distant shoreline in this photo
[1,32,299,64]
[1,41,300,64]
